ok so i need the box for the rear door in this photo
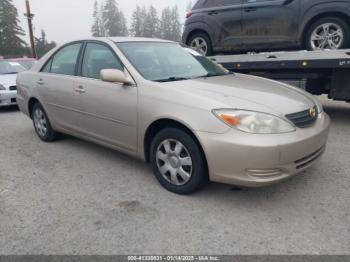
[200,0,243,51]
[38,42,85,133]
[241,0,300,49]
[76,42,138,152]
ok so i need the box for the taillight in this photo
[186,11,193,19]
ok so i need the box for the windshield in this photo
[117,42,230,82]
[0,61,26,74]
[9,60,36,70]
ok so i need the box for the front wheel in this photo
[305,17,350,50]
[150,128,208,194]
[32,103,58,142]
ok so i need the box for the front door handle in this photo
[244,7,257,12]
[208,11,218,15]
[74,85,86,94]
[37,79,44,85]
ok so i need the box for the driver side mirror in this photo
[100,69,133,85]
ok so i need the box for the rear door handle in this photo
[74,85,86,94]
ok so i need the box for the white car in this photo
[0,60,26,107]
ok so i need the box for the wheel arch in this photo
[143,118,208,171]
[186,29,212,45]
[300,11,350,47]
[28,97,40,119]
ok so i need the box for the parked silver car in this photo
[0,60,26,107]
[16,38,330,194]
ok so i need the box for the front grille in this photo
[9,86,17,91]
[11,98,16,103]
[286,108,317,128]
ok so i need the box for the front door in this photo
[77,42,138,152]
[242,0,300,50]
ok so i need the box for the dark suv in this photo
[182,0,350,55]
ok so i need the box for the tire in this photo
[188,32,213,56]
[305,17,350,50]
[150,128,208,194]
[32,103,57,142]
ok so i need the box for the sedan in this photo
[16,38,330,194]
[0,60,26,107]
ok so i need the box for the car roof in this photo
[79,37,175,43]
[7,58,37,61]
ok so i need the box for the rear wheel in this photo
[32,103,57,142]
[305,17,350,50]
[188,32,213,56]
[150,128,207,194]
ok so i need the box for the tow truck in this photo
[210,49,350,102]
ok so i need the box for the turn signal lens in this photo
[186,11,193,18]
[220,114,240,126]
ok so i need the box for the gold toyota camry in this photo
[17,37,331,194]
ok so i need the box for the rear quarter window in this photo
[202,0,239,8]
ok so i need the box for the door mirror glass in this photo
[100,69,132,84]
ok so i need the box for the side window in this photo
[41,59,52,73]
[204,0,240,8]
[243,0,275,2]
[50,43,82,75]
[81,43,124,79]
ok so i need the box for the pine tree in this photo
[101,0,128,37]
[144,5,160,38]
[35,29,56,58]
[170,5,181,41]
[118,10,128,36]
[99,1,106,36]
[130,6,142,37]
[0,0,27,57]
[91,0,102,37]
[160,7,172,40]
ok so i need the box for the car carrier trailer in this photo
[210,49,350,102]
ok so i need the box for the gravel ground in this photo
[0,98,349,255]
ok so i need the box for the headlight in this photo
[0,84,6,90]
[213,109,296,134]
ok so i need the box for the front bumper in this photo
[195,112,331,187]
[0,91,17,106]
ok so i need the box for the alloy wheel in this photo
[310,23,344,50]
[190,37,208,55]
[156,139,193,186]
[33,108,48,137]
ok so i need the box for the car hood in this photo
[0,74,17,86]
[162,73,315,116]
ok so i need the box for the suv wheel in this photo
[32,103,57,142]
[150,128,207,194]
[188,33,213,56]
[305,17,350,50]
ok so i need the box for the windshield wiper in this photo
[154,77,189,82]
[200,73,219,78]
[195,72,233,79]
